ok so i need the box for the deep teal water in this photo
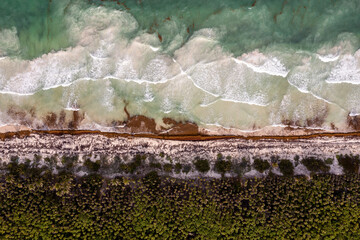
[1,0,359,59]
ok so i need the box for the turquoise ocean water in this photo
[0,0,359,131]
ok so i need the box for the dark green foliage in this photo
[143,171,161,188]
[127,155,144,173]
[163,163,173,172]
[214,159,232,175]
[1,168,360,239]
[10,155,19,163]
[234,158,250,177]
[194,158,210,173]
[174,163,182,174]
[325,158,334,165]
[278,159,294,176]
[253,158,270,173]
[149,162,162,170]
[302,157,330,173]
[270,155,280,164]
[337,154,360,174]
[294,155,300,166]
[84,159,101,172]
[182,164,191,174]
[60,155,78,173]
[159,152,165,158]
[119,163,129,173]
[118,155,147,174]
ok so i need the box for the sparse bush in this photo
[253,158,270,173]
[174,163,182,174]
[270,155,280,164]
[150,162,162,170]
[60,155,78,172]
[119,163,131,173]
[10,156,19,163]
[278,159,294,176]
[194,158,210,173]
[302,157,330,173]
[294,155,300,166]
[337,154,360,174]
[214,160,232,175]
[182,164,191,174]
[143,171,160,188]
[166,156,172,163]
[128,155,143,173]
[234,158,250,177]
[84,159,101,172]
[325,158,334,165]
[163,163,173,173]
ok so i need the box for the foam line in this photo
[200,98,268,107]
[232,57,290,78]
[317,54,339,62]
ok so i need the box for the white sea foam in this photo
[317,54,339,62]
[143,84,155,102]
[64,107,81,111]
[1,3,360,131]
[349,112,360,117]
[233,50,290,77]
[326,51,360,84]
[150,46,160,52]
[200,97,268,107]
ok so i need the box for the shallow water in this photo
[0,0,359,131]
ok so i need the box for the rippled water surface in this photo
[0,0,359,131]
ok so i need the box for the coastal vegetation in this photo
[302,157,330,173]
[253,158,270,173]
[278,159,294,176]
[0,157,359,239]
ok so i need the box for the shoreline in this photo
[1,125,360,178]
[2,125,360,141]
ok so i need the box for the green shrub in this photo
[234,158,250,177]
[174,163,182,174]
[278,159,294,176]
[149,162,162,170]
[253,158,270,173]
[10,155,19,163]
[60,155,78,172]
[214,160,232,175]
[182,164,191,174]
[294,155,300,166]
[128,155,143,173]
[194,158,210,173]
[337,154,360,174]
[302,157,330,173]
[143,171,161,188]
[119,163,130,173]
[325,158,334,165]
[163,163,173,173]
[84,159,101,172]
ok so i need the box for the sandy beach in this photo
[1,123,360,177]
